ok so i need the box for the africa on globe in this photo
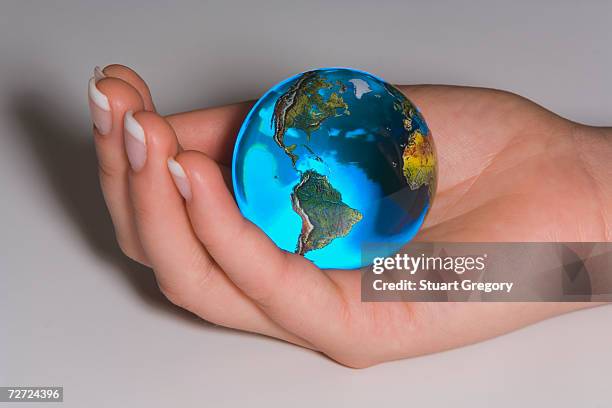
[232,68,437,269]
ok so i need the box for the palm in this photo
[407,86,604,242]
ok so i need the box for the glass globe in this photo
[233,68,436,269]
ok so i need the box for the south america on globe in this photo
[232,68,437,269]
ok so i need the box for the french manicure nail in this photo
[88,75,112,135]
[124,111,147,171]
[94,65,106,82]
[167,158,192,201]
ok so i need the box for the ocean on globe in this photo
[232,68,436,269]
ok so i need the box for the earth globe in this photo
[232,68,436,269]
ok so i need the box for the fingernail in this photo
[124,111,147,171]
[94,65,106,81]
[167,158,192,200]
[88,74,112,135]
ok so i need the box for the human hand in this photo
[88,65,610,367]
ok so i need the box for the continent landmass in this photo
[271,71,349,167]
[402,130,436,193]
[388,83,436,194]
[271,72,362,257]
[291,170,363,256]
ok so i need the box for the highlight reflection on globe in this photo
[232,68,437,269]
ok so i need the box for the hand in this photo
[88,65,611,367]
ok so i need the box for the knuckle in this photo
[158,282,192,310]
[156,251,218,314]
[157,276,230,328]
[196,309,232,328]
[115,236,148,265]
[246,284,277,310]
[158,277,244,330]
[195,257,218,291]
[187,245,215,284]
[115,234,131,255]
[333,354,378,369]
[130,197,155,226]
[117,239,134,259]
[326,335,380,368]
[248,252,291,309]
[97,160,123,185]
[246,274,286,312]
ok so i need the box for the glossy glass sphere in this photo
[232,68,436,269]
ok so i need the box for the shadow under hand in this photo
[11,87,204,326]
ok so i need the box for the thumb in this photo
[168,150,351,351]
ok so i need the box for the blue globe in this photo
[232,68,437,269]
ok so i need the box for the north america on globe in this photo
[232,68,437,269]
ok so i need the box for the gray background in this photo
[1,1,611,406]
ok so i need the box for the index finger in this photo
[165,101,254,165]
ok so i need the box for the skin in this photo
[90,64,611,368]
